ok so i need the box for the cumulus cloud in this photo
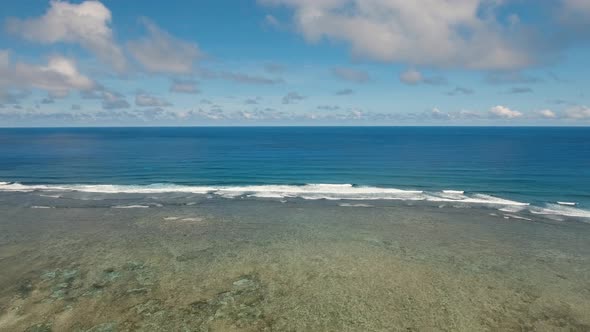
[399,69,422,85]
[218,72,284,85]
[489,105,523,119]
[4,102,575,125]
[282,91,305,104]
[559,0,590,28]
[538,109,556,118]
[170,79,200,94]
[80,87,130,110]
[261,0,533,69]
[0,89,31,104]
[317,105,340,110]
[563,0,590,13]
[40,97,55,104]
[127,19,202,74]
[447,87,474,96]
[264,63,286,73]
[430,108,451,120]
[135,93,172,107]
[335,88,354,95]
[101,90,130,110]
[197,69,284,85]
[264,14,281,28]
[399,69,446,85]
[6,0,126,72]
[564,105,590,119]
[0,51,95,97]
[507,87,533,94]
[332,67,370,83]
[0,50,10,67]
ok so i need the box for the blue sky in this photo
[0,0,589,126]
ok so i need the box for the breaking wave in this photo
[2,181,589,219]
[0,182,527,205]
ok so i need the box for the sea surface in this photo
[0,126,589,217]
[1,127,590,331]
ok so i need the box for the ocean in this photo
[0,126,589,216]
[1,127,590,331]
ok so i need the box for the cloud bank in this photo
[6,0,127,72]
[261,0,535,69]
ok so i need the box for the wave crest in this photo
[0,181,527,205]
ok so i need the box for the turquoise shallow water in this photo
[0,193,589,331]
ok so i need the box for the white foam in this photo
[30,205,53,209]
[339,203,373,207]
[504,214,533,221]
[39,194,61,198]
[181,217,203,222]
[111,205,150,209]
[557,201,577,206]
[0,182,215,194]
[529,204,590,219]
[0,182,529,207]
[443,190,464,194]
[5,181,589,219]
[499,205,527,213]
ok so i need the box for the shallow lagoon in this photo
[1,192,590,331]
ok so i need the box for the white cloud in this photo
[6,0,126,72]
[80,87,130,110]
[282,91,305,104]
[539,109,556,119]
[561,0,590,19]
[430,108,451,120]
[0,50,94,97]
[399,69,446,85]
[135,93,171,107]
[335,88,354,95]
[265,14,281,28]
[264,62,286,73]
[489,105,523,119]
[447,87,474,96]
[0,89,30,104]
[317,105,340,110]
[399,69,422,85]
[101,90,130,110]
[127,19,202,74]
[169,79,200,94]
[217,72,284,85]
[507,87,533,94]
[0,50,9,67]
[332,67,370,83]
[261,0,532,69]
[564,106,590,119]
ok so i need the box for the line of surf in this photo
[0,182,527,205]
[2,181,588,219]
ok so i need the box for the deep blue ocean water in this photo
[0,127,589,209]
